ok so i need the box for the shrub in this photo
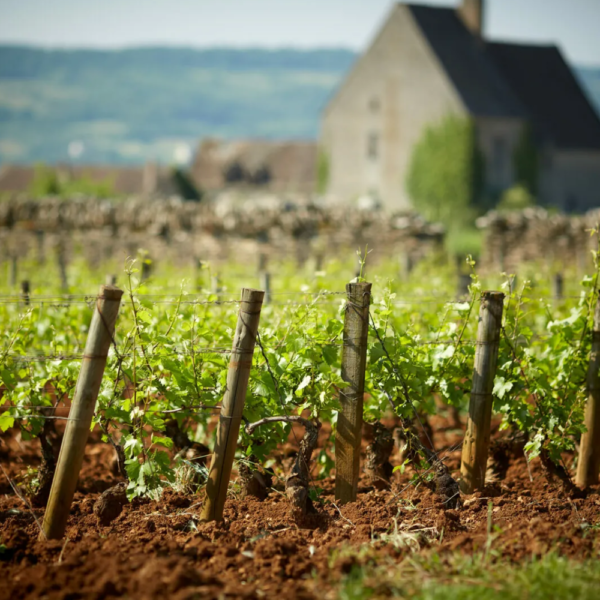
[316,149,330,195]
[513,123,538,196]
[406,114,485,228]
[497,184,535,212]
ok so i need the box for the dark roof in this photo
[407,4,525,119]
[486,42,600,150]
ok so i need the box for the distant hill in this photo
[0,46,598,166]
[0,46,356,165]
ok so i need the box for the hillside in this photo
[0,46,355,165]
[0,46,599,166]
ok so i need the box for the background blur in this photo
[1,0,599,166]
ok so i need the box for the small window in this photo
[369,98,380,113]
[565,194,579,213]
[492,137,508,182]
[367,132,379,160]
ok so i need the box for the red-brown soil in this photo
[1,417,599,600]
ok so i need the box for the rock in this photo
[93,482,128,525]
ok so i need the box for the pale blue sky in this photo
[1,0,599,65]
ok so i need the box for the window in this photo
[367,132,379,160]
[492,136,508,183]
[369,97,380,113]
[565,194,579,213]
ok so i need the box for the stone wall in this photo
[0,194,444,272]
[477,207,600,273]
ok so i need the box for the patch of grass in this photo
[445,225,483,259]
[337,552,600,600]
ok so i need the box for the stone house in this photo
[320,0,600,212]
[190,139,317,194]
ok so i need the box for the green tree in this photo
[513,123,538,196]
[29,165,116,198]
[62,173,115,197]
[29,164,61,197]
[406,115,484,227]
[316,148,330,195]
[171,168,202,201]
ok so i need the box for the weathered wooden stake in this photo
[141,259,152,282]
[335,281,371,503]
[315,253,324,272]
[9,256,17,287]
[211,275,222,302]
[258,253,267,273]
[200,288,265,521]
[41,285,123,539]
[553,273,564,300]
[21,280,30,306]
[576,293,600,488]
[259,271,271,305]
[460,291,504,494]
[195,259,204,291]
[400,253,413,280]
[36,230,45,264]
[56,246,68,291]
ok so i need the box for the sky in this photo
[1,0,599,66]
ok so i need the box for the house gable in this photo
[320,3,468,207]
[322,4,464,119]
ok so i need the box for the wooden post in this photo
[195,259,204,292]
[36,230,45,265]
[41,285,123,539]
[259,271,271,305]
[57,245,68,291]
[576,293,600,488]
[315,253,324,273]
[335,281,371,503]
[460,291,504,494]
[553,273,564,300]
[400,253,413,280]
[9,256,17,287]
[21,280,30,306]
[200,288,265,521]
[141,259,152,282]
[211,275,222,302]
[258,253,267,273]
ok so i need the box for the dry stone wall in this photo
[0,194,445,271]
[477,208,600,273]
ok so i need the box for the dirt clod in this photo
[93,481,128,525]
[365,422,394,489]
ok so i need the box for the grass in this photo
[444,225,483,260]
[336,552,600,599]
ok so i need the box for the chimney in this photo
[459,0,484,39]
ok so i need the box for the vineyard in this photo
[2,247,600,599]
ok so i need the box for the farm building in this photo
[320,0,600,211]
[189,139,317,194]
